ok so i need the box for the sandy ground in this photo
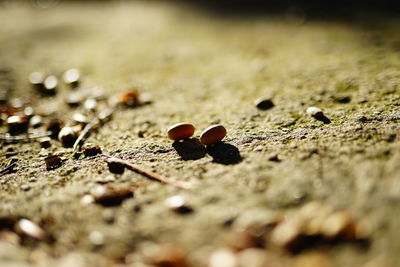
[0,1,400,266]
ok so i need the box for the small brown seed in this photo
[200,124,226,145]
[119,90,139,107]
[167,123,195,141]
[44,155,62,170]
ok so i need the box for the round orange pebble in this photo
[167,123,195,141]
[200,124,226,145]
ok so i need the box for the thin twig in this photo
[72,107,115,157]
[0,159,18,175]
[102,154,190,189]
[0,132,51,143]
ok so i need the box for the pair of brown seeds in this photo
[167,123,226,145]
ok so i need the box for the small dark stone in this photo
[107,159,125,174]
[39,137,51,148]
[91,186,134,207]
[82,144,102,157]
[44,155,62,170]
[46,119,64,139]
[255,98,274,110]
[357,115,369,123]
[332,95,351,104]
[268,154,281,162]
[7,115,28,135]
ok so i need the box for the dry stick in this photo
[72,107,115,157]
[102,154,190,189]
[0,131,51,143]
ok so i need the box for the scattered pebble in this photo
[167,123,195,141]
[293,252,332,267]
[200,124,227,145]
[29,72,46,93]
[149,244,188,267]
[209,249,237,267]
[7,115,28,135]
[46,119,64,139]
[72,113,89,125]
[321,211,356,240]
[89,230,104,246]
[43,75,58,95]
[63,68,80,88]
[255,98,274,110]
[65,92,84,107]
[306,107,331,124]
[82,144,102,157]
[15,219,45,240]
[237,248,270,267]
[29,115,43,128]
[165,195,193,214]
[44,155,62,170]
[107,159,125,174]
[268,154,281,162]
[58,126,78,147]
[84,98,97,111]
[90,185,134,207]
[119,90,139,107]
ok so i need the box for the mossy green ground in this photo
[0,1,400,266]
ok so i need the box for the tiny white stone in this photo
[306,106,322,116]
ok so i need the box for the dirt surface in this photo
[0,1,400,266]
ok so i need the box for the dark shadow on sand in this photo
[173,138,207,160]
[206,142,242,165]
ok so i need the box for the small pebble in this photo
[107,159,125,174]
[46,119,64,139]
[119,90,139,107]
[72,113,89,125]
[44,155,62,170]
[209,249,237,267]
[167,123,195,141]
[90,185,134,207]
[43,75,58,95]
[89,230,104,246]
[165,195,193,214]
[255,98,274,110]
[29,72,46,92]
[200,124,227,145]
[306,107,331,124]
[63,68,80,88]
[321,211,356,240]
[58,127,78,147]
[39,137,51,148]
[15,219,45,240]
[7,115,28,135]
[84,98,97,111]
[65,93,84,107]
[82,144,102,157]
[149,244,188,267]
[29,115,43,128]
